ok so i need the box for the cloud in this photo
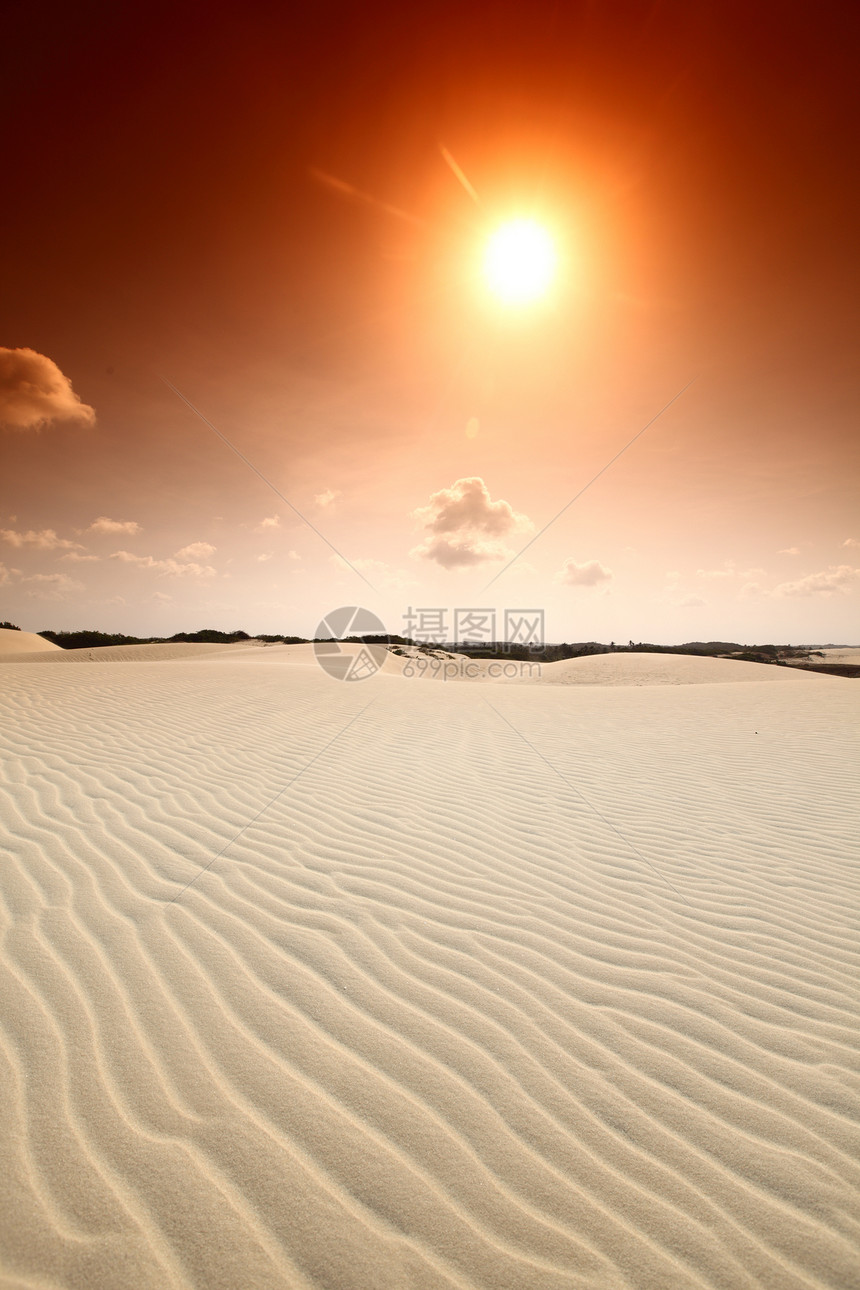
[697,564,735,579]
[697,561,764,580]
[175,541,216,560]
[0,563,11,586]
[23,572,85,599]
[257,552,273,562]
[555,557,613,587]
[110,551,216,578]
[61,552,100,562]
[678,594,706,608]
[314,489,339,508]
[288,550,300,561]
[0,347,95,430]
[0,527,83,551]
[412,477,532,569]
[778,547,800,555]
[88,516,142,536]
[772,565,859,598]
[843,538,859,549]
[256,515,280,531]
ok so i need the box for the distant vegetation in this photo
[38,628,303,650]
[0,621,21,631]
[15,627,855,675]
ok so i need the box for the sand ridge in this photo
[0,650,857,1288]
[0,628,62,656]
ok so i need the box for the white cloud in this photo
[88,516,141,536]
[555,557,613,587]
[288,549,300,561]
[175,542,216,560]
[678,594,706,608]
[696,564,735,579]
[697,561,764,580]
[843,538,859,549]
[23,572,85,599]
[110,551,216,578]
[256,515,280,531]
[0,347,95,431]
[773,566,859,598]
[412,477,532,569]
[0,527,84,551]
[0,562,11,586]
[61,552,100,562]
[257,552,273,562]
[778,547,800,555]
[314,489,340,508]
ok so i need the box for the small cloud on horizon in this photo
[772,565,859,598]
[555,557,613,588]
[110,551,216,578]
[88,516,141,536]
[175,541,216,561]
[23,571,85,599]
[697,561,765,580]
[0,527,83,551]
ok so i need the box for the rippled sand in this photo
[1,643,858,1289]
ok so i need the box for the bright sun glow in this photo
[484,219,557,304]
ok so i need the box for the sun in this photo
[484,219,557,304]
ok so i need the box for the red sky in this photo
[2,0,858,643]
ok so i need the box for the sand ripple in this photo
[0,656,857,1288]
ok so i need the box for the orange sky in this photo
[1,0,858,644]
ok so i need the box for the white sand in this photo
[0,648,858,1289]
[815,649,860,668]
[0,628,62,656]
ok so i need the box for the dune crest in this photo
[0,627,61,655]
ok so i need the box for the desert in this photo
[1,640,857,1288]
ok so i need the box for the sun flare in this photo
[484,219,557,304]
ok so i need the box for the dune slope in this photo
[0,628,61,656]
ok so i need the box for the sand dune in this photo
[0,649,857,1288]
[0,639,267,664]
[0,628,62,656]
[527,651,825,686]
[817,649,860,667]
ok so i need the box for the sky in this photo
[1,0,858,645]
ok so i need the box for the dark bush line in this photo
[37,629,309,650]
